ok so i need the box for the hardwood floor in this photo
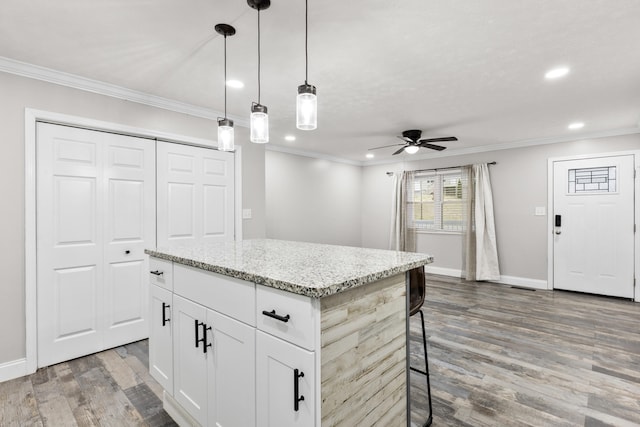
[2,275,639,426]
[0,341,176,427]
[409,275,640,427]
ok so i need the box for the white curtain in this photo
[462,164,500,281]
[389,171,416,252]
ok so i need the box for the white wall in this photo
[361,134,640,281]
[265,150,362,247]
[0,71,266,366]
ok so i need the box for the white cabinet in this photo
[172,294,256,427]
[256,331,315,427]
[173,295,208,426]
[149,284,173,394]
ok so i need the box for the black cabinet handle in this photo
[203,325,212,354]
[150,270,164,276]
[195,320,206,348]
[162,303,170,326]
[262,310,290,323]
[125,250,131,255]
[294,369,305,412]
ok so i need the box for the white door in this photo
[256,331,315,427]
[207,309,256,427]
[553,155,635,298]
[149,284,173,393]
[173,295,208,426]
[157,142,235,248]
[36,123,155,367]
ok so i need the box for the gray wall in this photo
[0,71,266,365]
[361,134,640,280]
[265,150,362,247]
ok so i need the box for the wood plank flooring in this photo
[2,275,639,426]
[409,275,640,427]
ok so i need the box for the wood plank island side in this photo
[320,273,407,427]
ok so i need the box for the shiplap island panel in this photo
[145,239,433,426]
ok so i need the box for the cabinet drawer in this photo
[149,257,173,291]
[174,264,256,326]
[257,285,317,351]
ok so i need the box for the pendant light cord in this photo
[304,0,308,85]
[224,34,228,119]
[258,9,261,104]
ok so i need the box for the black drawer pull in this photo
[150,270,164,276]
[262,310,290,323]
[203,325,212,354]
[294,369,305,411]
[162,303,170,326]
[195,320,206,348]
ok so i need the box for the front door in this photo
[553,155,635,298]
[36,122,155,367]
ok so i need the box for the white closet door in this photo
[103,133,156,348]
[36,123,155,367]
[157,142,235,248]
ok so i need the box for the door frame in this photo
[24,108,243,374]
[547,150,639,301]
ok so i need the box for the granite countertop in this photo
[145,239,433,298]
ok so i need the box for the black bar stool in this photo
[409,266,433,426]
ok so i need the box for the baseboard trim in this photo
[494,275,548,290]
[424,267,548,290]
[0,358,28,383]
[424,266,462,277]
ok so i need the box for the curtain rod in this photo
[386,161,496,176]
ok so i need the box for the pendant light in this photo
[215,23,236,151]
[296,0,317,130]
[248,0,270,144]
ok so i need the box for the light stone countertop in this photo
[145,239,433,298]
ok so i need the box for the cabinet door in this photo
[149,284,173,394]
[256,331,315,427]
[207,310,256,427]
[173,295,208,426]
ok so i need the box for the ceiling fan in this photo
[369,129,458,155]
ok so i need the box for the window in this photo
[568,166,616,193]
[410,170,466,232]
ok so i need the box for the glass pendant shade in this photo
[404,145,420,154]
[217,118,234,151]
[250,103,269,143]
[296,84,317,130]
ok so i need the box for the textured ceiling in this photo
[1,0,639,162]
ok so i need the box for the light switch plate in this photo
[242,209,252,219]
[534,207,546,216]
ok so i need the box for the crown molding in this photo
[0,56,249,128]
[265,144,363,166]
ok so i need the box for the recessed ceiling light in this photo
[366,153,374,159]
[226,80,244,89]
[545,67,570,79]
[568,122,584,130]
[284,135,296,142]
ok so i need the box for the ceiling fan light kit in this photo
[296,0,317,130]
[248,0,270,144]
[215,23,236,151]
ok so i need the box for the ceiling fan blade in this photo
[392,147,407,155]
[418,136,458,143]
[419,143,447,151]
[368,143,405,151]
[396,135,414,143]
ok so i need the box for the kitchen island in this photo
[145,239,433,427]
